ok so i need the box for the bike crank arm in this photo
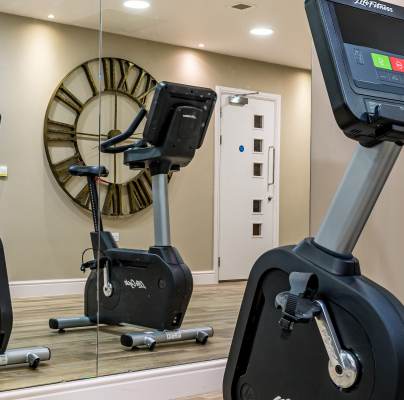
[314,300,359,390]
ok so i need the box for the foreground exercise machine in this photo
[0,117,51,368]
[224,0,404,399]
[50,82,216,350]
[0,242,51,368]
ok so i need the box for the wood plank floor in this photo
[0,282,245,393]
[179,393,222,400]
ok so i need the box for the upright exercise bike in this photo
[0,115,51,368]
[50,82,217,350]
[224,0,404,399]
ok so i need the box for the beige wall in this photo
[0,13,311,281]
[311,51,404,303]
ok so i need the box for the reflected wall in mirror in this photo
[96,0,312,379]
[44,57,158,217]
[0,0,102,392]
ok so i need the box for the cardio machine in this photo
[0,242,51,368]
[50,82,217,350]
[0,116,51,369]
[224,1,404,399]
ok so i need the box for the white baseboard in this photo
[192,271,218,285]
[10,279,86,299]
[0,359,226,400]
[10,271,218,299]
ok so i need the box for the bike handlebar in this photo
[100,108,147,154]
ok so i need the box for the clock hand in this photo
[76,132,108,140]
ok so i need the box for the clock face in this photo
[44,57,157,217]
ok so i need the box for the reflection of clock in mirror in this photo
[44,57,158,217]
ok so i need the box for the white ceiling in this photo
[0,0,313,70]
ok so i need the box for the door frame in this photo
[213,86,282,282]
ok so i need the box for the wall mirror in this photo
[0,0,313,394]
[0,0,102,391]
[95,0,313,379]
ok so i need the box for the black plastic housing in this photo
[143,82,216,148]
[124,82,217,175]
[223,243,404,399]
[84,244,193,330]
[306,0,404,145]
[0,240,12,354]
[294,238,361,276]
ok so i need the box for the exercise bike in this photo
[50,82,216,350]
[224,0,404,399]
[0,115,51,369]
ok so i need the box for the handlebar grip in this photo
[101,108,147,153]
[101,140,144,154]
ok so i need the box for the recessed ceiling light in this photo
[198,43,205,48]
[250,27,274,36]
[124,0,150,9]
[47,14,55,19]
[232,3,253,10]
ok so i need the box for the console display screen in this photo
[334,3,404,56]
[334,3,404,89]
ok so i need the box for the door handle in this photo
[267,146,275,187]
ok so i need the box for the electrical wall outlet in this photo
[0,166,7,177]
[112,232,120,242]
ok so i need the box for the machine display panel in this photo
[333,3,404,89]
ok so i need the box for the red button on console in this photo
[390,57,404,73]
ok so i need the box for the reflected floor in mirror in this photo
[0,282,245,392]
[177,393,222,400]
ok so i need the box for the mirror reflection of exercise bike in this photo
[224,1,404,399]
[0,115,51,368]
[50,82,217,350]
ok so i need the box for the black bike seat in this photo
[69,165,109,177]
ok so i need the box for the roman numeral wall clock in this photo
[44,57,158,217]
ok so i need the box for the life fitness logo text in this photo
[354,0,394,13]
[124,279,147,290]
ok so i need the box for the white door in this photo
[217,91,280,281]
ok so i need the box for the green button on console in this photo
[371,53,392,70]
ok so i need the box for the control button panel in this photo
[372,52,404,84]
[377,70,404,84]
[354,49,365,65]
[345,44,404,92]
[371,53,392,70]
[390,57,404,73]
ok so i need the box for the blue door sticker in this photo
[239,145,245,153]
